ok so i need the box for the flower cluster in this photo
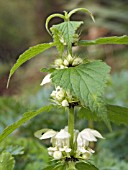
[54,54,83,69]
[51,86,77,107]
[39,127,104,160]
[40,128,71,160]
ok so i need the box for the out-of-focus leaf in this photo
[77,35,128,46]
[0,105,53,143]
[78,105,128,125]
[0,152,15,170]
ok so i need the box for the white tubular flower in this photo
[61,99,69,107]
[53,151,62,160]
[40,74,51,86]
[79,128,104,142]
[40,130,57,140]
[72,57,83,66]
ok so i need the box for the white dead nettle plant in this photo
[38,127,104,160]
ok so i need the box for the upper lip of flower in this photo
[40,73,51,86]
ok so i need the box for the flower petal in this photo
[90,129,104,139]
[55,129,70,139]
[80,129,97,142]
[40,74,51,86]
[40,130,57,139]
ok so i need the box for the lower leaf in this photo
[0,105,53,143]
[78,105,128,125]
[75,161,99,170]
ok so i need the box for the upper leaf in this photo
[0,105,53,143]
[78,105,128,125]
[77,35,128,46]
[7,42,55,87]
[51,21,83,53]
[51,60,111,126]
[0,152,15,170]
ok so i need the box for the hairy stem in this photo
[68,107,74,153]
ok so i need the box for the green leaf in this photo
[51,60,111,126]
[0,152,15,170]
[78,105,128,125]
[7,43,55,87]
[40,68,55,73]
[77,35,128,46]
[0,105,53,143]
[51,28,65,55]
[75,161,99,170]
[51,21,83,53]
[43,164,66,170]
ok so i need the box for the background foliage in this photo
[0,0,128,169]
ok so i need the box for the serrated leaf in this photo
[75,161,99,170]
[0,105,53,143]
[0,152,15,170]
[77,35,128,46]
[51,28,65,55]
[51,60,111,126]
[7,42,55,87]
[78,105,128,125]
[51,21,83,53]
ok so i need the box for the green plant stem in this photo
[68,107,74,152]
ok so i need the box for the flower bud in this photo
[53,151,62,160]
[63,59,69,66]
[61,99,69,107]
[56,90,65,101]
[72,58,83,66]
[66,54,73,64]
[82,151,91,160]
[54,59,63,67]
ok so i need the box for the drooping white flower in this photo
[40,129,57,140]
[40,74,51,86]
[79,128,104,142]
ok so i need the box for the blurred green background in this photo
[0,0,128,169]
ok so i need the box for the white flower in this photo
[40,74,51,86]
[61,99,69,107]
[40,130,57,140]
[53,151,62,160]
[72,57,83,66]
[79,128,104,142]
